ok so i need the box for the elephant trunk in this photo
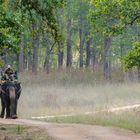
[9,87,17,119]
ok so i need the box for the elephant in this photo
[0,81,21,119]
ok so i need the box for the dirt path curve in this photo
[0,118,140,140]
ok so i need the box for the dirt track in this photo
[0,118,140,140]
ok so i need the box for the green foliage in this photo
[0,1,22,54]
[0,59,5,67]
[20,0,66,40]
[0,0,65,55]
[89,0,140,36]
[123,42,140,70]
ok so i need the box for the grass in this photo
[1,71,140,132]
[44,109,140,133]
[18,72,140,118]
[0,124,54,140]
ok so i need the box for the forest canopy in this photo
[89,0,140,80]
[0,0,140,81]
[0,0,65,54]
[90,0,140,35]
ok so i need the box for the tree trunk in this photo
[138,28,140,81]
[120,44,124,72]
[86,39,91,67]
[19,37,24,72]
[58,42,64,69]
[138,67,140,82]
[92,45,96,70]
[32,23,39,73]
[66,18,72,68]
[128,70,134,81]
[79,13,84,68]
[3,53,8,65]
[27,47,32,71]
[103,37,112,81]
[23,40,27,70]
[44,37,50,74]
[79,29,84,68]
[57,9,64,69]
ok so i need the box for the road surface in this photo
[0,118,140,140]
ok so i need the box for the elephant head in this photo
[0,81,21,119]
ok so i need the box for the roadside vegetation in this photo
[0,124,54,140]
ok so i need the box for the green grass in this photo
[44,109,140,133]
[0,124,54,140]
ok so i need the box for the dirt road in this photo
[0,118,140,140]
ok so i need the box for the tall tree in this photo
[32,22,40,73]
[79,1,85,68]
[19,37,24,72]
[103,37,112,80]
[86,36,91,67]
[66,18,72,68]
[57,9,64,69]
[44,37,50,74]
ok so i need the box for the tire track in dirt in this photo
[0,118,140,140]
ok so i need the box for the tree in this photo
[20,0,65,40]
[20,0,65,72]
[0,1,21,54]
[66,17,72,68]
[44,36,50,74]
[0,0,65,70]
[89,1,117,80]
[90,0,140,32]
[123,42,140,80]
[89,0,140,80]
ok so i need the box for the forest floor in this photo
[0,118,140,140]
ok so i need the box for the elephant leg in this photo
[14,100,18,115]
[0,98,5,118]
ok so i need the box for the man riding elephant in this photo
[1,65,18,82]
[0,65,21,119]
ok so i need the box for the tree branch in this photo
[127,15,140,26]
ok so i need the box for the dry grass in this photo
[16,71,140,118]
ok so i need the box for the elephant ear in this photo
[15,83,21,99]
[16,82,21,89]
[1,83,6,93]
